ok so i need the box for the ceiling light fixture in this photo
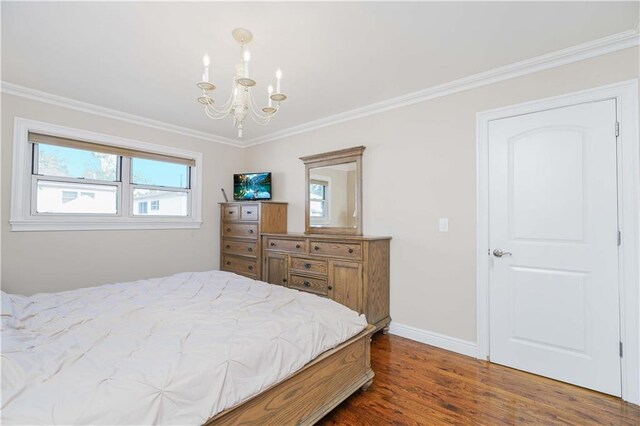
[196,28,287,138]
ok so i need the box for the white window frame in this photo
[10,118,203,231]
[309,175,331,225]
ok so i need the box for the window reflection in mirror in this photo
[309,162,357,228]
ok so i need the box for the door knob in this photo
[493,249,512,258]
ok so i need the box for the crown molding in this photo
[243,29,640,147]
[0,82,243,148]
[3,29,638,149]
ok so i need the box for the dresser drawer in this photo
[223,255,257,277]
[223,205,239,220]
[223,239,257,257]
[223,223,258,239]
[309,241,362,260]
[240,204,259,221]
[290,257,327,276]
[266,237,306,254]
[289,274,328,296]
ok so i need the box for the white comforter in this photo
[1,271,367,425]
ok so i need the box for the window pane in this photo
[310,183,326,200]
[133,189,188,216]
[36,180,117,214]
[36,143,118,181]
[310,200,326,217]
[131,158,189,188]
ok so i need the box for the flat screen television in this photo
[233,172,272,201]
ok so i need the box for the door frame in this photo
[476,80,639,404]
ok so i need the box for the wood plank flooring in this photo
[319,334,640,425]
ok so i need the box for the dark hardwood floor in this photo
[319,334,640,425]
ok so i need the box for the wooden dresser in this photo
[261,233,391,333]
[220,202,287,279]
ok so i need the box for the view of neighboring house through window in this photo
[34,143,118,214]
[131,158,189,216]
[61,191,78,203]
[309,179,329,218]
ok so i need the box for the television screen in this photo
[234,172,272,200]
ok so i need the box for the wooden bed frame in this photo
[204,325,375,425]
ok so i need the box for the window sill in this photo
[10,219,203,232]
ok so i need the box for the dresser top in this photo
[219,201,288,205]
[261,232,391,241]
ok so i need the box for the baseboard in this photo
[388,322,479,358]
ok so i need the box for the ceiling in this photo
[2,2,638,143]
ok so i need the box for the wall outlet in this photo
[439,218,449,232]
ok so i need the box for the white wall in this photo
[244,47,640,343]
[1,93,244,295]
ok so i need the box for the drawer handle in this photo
[295,244,301,249]
[246,211,253,214]
[226,261,231,265]
[249,229,254,234]
[248,266,254,271]
[348,248,354,254]
[303,281,311,287]
[247,248,253,252]
[228,211,233,214]
[328,285,333,290]
[314,246,320,251]
[304,263,312,269]
[225,245,231,249]
[226,228,231,232]
[270,242,276,246]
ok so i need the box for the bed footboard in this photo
[204,325,375,426]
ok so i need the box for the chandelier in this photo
[196,28,287,138]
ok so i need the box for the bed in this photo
[1,270,374,425]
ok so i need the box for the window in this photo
[131,158,189,216]
[310,179,329,218]
[10,118,203,231]
[34,142,119,215]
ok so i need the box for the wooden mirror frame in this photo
[301,146,365,235]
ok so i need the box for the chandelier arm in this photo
[248,115,272,126]
[248,103,280,126]
[247,90,278,121]
[205,103,233,115]
[250,104,280,125]
[204,87,235,113]
[248,106,274,126]
[203,107,232,120]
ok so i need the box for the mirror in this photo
[301,146,364,235]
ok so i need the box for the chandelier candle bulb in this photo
[203,54,210,82]
[268,85,273,107]
[243,50,251,78]
[276,69,282,93]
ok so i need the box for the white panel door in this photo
[488,99,621,396]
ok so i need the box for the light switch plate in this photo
[439,218,449,232]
